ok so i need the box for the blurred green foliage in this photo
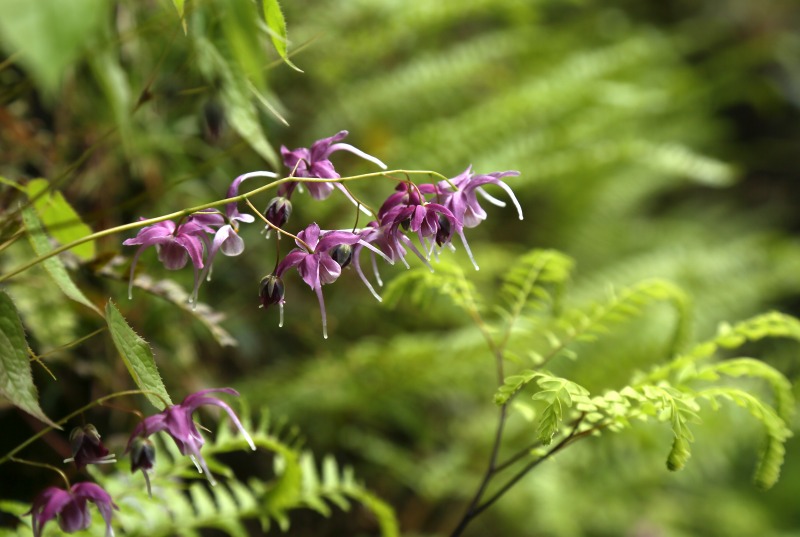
[1,0,800,536]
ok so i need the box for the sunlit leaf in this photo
[26,179,96,262]
[0,289,59,428]
[21,206,101,316]
[105,300,172,410]
[262,0,301,72]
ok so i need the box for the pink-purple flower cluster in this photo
[122,130,522,336]
[123,171,278,306]
[26,389,253,537]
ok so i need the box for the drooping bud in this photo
[64,424,116,470]
[129,437,156,497]
[130,437,156,473]
[330,244,353,268]
[259,274,285,308]
[264,197,293,229]
[435,214,452,246]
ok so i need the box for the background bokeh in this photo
[1,0,800,535]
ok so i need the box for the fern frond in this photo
[584,383,700,471]
[689,358,795,424]
[646,311,800,383]
[697,387,792,489]
[383,261,483,317]
[531,278,690,367]
[495,371,595,444]
[499,249,574,320]
[299,453,400,537]
[87,411,398,537]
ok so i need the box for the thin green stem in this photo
[9,457,71,489]
[469,415,589,521]
[244,197,311,250]
[0,389,166,466]
[30,327,106,361]
[0,169,444,284]
[0,228,24,254]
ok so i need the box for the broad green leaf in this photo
[223,0,267,91]
[105,301,172,410]
[0,0,108,95]
[0,290,59,428]
[26,179,96,262]
[21,206,101,316]
[195,37,278,167]
[262,0,302,72]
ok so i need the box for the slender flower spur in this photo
[27,482,118,537]
[123,216,212,303]
[275,223,392,338]
[202,171,278,276]
[126,388,255,487]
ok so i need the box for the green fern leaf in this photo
[697,387,791,489]
[499,249,574,319]
[383,261,483,317]
[531,278,690,367]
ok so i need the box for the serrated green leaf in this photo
[26,179,95,261]
[21,206,101,316]
[262,0,301,71]
[105,300,171,409]
[0,290,59,428]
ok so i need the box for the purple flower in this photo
[206,171,279,265]
[123,217,210,302]
[126,388,255,486]
[279,130,387,200]
[64,424,116,470]
[421,167,523,270]
[276,223,390,338]
[431,166,523,228]
[27,482,118,537]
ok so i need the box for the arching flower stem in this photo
[0,389,170,466]
[244,198,312,251]
[0,169,447,284]
[9,457,71,489]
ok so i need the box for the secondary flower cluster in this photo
[123,130,522,337]
[26,389,253,537]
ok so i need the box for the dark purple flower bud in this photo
[64,425,116,470]
[130,437,156,497]
[259,274,285,308]
[264,196,292,228]
[129,437,156,473]
[435,213,452,247]
[330,244,353,268]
